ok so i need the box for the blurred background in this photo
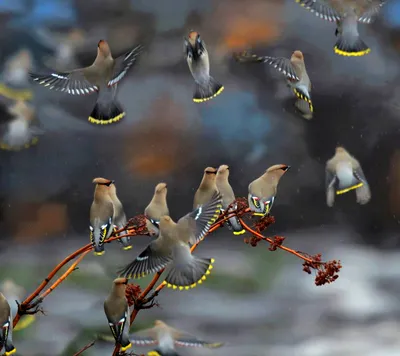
[0,0,400,355]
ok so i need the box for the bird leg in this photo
[134,291,159,311]
[16,298,45,316]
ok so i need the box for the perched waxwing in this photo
[294,0,386,56]
[109,182,132,251]
[29,40,143,125]
[216,165,245,235]
[131,319,224,356]
[193,167,218,209]
[0,49,34,101]
[144,183,170,237]
[33,27,87,71]
[325,146,371,207]
[248,164,291,217]
[90,177,115,256]
[184,30,224,103]
[118,192,222,289]
[0,293,16,356]
[0,280,35,332]
[0,100,43,151]
[104,278,132,352]
[235,50,313,113]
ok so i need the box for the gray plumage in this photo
[130,319,224,355]
[294,0,386,56]
[144,183,169,237]
[118,192,222,288]
[216,165,245,235]
[89,178,115,256]
[0,293,16,356]
[193,166,218,209]
[104,278,131,352]
[248,164,291,217]
[325,146,371,207]
[184,31,224,103]
[29,40,143,124]
[109,182,131,251]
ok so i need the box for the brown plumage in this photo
[325,146,371,207]
[29,40,143,125]
[104,278,131,352]
[248,164,290,217]
[89,177,115,255]
[145,183,169,237]
[0,292,16,356]
[193,167,218,209]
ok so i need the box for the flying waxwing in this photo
[144,183,170,238]
[184,30,224,103]
[216,165,245,235]
[29,40,143,125]
[0,100,43,151]
[90,177,115,256]
[118,192,222,289]
[0,293,16,356]
[104,278,132,352]
[248,164,291,217]
[0,49,34,101]
[325,146,371,207]
[294,0,386,56]
[0,280,35,332]
[193,167,218,209]
[109,182,132,251]
[130,319,224,356]
[235,49,313,114]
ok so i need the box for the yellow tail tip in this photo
[0,83,33,101]
[233,229,246,236]
[14,314,36,331]
[334,47,371,57]
[120,343,132,352]
[94,251,105,256]
[123,245,133,251]
[336,182,364,195]
[5,348,16,356]
[88,112,125,125]
[193,86,225,103]
[252,212,266,217]
[0,137,39,151]
[148,352,161,356]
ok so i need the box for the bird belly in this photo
[336,167,357,190]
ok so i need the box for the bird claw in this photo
[134,291,159,310]
[16,298,45,316]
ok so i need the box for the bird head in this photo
[98,39,111,57]
[113,277,128,285]
[155,182,168,194]
[187,30,200,48]
[292,50,304,61]
[266,164,291,179]
[204,167,217,175]
[217,164,230,178]
[154,320,167,328]
[92,177,114,186]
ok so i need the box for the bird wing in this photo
[358,1,386,24]
[325,165,337,207]
[117,237,172,279]
[172,329,224,349]
[108,45,144,87]
[129,328,158,346]
[107,309,128,344]
[234,51,300,81]
[352,164,371,205]
[29,67,98,95]
[295,0,341,22]
[178,191,222,244]
[1,316,11,344]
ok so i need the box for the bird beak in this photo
[284,166,291,172]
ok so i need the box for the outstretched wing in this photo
[173,330,224,349]
[130,328,158,346]
[108,45,144,87]
[325,165,337,207]
[358,0,386,24]
[353,165,371,205]
[29,68,98,95]
[295,0,341,22]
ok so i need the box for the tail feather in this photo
[13,314,35,331]
[226,216,245,236]
[334,35,370,56]
[88,99,125,125]
[193,77,224,103]
[164,256,214,290]
[5,340,16,356]
[148,350,180,356]
[0,136,39,151]
[93,244,105,256]
[120,334,132,352]
[0,84,33,101]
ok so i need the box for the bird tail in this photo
[5,340,16,356]
[164,256,215,290]
[93,244,105,256]
[294,98,313,120]
[13,314,35,331]
[148,350,180,356]
[334,34,370,57]
[119,335,132,352]
[88,97,125,125]
[226,216,245,236]
[0,83,33,101]
[193,76,224,103]
[114,226,132,251]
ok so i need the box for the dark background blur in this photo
[1,0,400,355]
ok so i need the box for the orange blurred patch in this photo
[11,203,68,243]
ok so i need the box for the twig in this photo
[73,340,96,356]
